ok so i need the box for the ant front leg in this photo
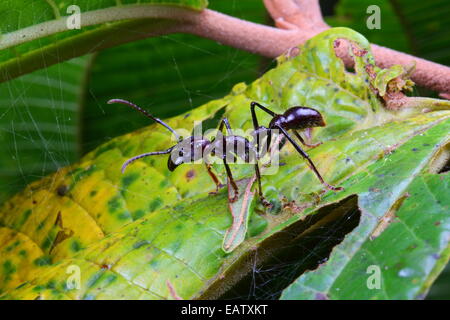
[250,102,277,119]
[293,130,322,149]
[277,126,343,192]
[250,102,277,155]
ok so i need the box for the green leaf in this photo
[0,0,208,83]
[80,0,270,153]
[0,1,268,205]
[327,0,450,297]
[280,121,450,299]
[0,27,449,299]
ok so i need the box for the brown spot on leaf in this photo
[57,185,68,197]
[185,169,196,181]
[365,64,377,80]
[50,212,74,253]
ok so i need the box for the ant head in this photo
[167,136,211,171]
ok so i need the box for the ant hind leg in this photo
[293,130,322,149]
[277,126,343,192]
[206,164,224,195]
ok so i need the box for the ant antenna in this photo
[121,148,174,173]
[108,99,181,141]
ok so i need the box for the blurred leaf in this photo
[0,0,208,82]
[0,28,449,299]
[0,0,268,205]
[327,0,450,298]
[427,263,450,300]
[281,132,450,299]
[325,0,411,53]
[81,0,270,153]
[0,56,91,203]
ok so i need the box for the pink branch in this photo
[178,10,307,57]
[172,1,450,95]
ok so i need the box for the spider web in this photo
[0,0,316,300]
[2,0,447,301]
[0,0,402,300]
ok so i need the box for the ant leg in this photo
[223,160,239,202]
[121,148,173,173]
[293,130,322,148]
[108,99,180,141]
[250,102,276,155]
[254,129,272,159]
[250,101,277,118]
[206,164,224,194]
[218,118,233,135]
[254,163,271,207]
[276,126,343,191]
[217,118,238,163]
[250,103,260,129]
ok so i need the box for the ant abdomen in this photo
[269,106,326,131]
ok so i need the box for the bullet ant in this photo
[108,99,341,206]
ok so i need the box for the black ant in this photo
[108,99,341,206]
[108,99,261,203]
